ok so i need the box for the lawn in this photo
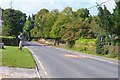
[1,46,36,69]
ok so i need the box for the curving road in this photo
[24,42,118,79]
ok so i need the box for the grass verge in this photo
[58,38,118,60]
[1,46,36,69]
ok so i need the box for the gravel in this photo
[0,66,39,78]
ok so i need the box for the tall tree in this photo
[33,9,49,38]
[97,5,114,35]
[62,18,84,48]
[76,8,90,20]
[113,1,120,36]
[44,9,59,38]
[2,9,26,36]
[23,15,34,40]
[50,7,73,45]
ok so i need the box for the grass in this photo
[1,46,36,69]
[69,38,96,54]
[0,36,16,39]
[65,38,118,59]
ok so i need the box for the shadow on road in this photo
[23,41,45,46]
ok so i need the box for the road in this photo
[24,42,118,78]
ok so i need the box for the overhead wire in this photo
[88,0,111,9]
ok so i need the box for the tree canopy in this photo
[2,1,120,49]
[2,9,26,36]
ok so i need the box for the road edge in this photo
[25,47,41,79]
[47,46,118,65]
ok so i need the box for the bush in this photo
[75,38,96,52]
[96,35,105,54]
[107,52,118,58]
[1,36,19,46]
[67,40,75,48]
[102,47,108,54]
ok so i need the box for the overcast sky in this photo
[0,0,116,16]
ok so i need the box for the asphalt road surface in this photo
[24,42,118,78]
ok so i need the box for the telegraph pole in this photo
[0,7,2,36]
[88,0,111,9]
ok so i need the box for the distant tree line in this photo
[30,7,94,47]
[2,1,120,53]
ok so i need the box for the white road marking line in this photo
[28,48,45,70]
[36,68,41,78]
[34,55,44,70]
[44,72,48,75]
[27,47,49,77]
[26,48,41,78]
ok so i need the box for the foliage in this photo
[61,8,93,47]
[97,5,114,35]
[31,7,94,47]
[0,36,15,39]
[33,9,49,38]
[2,9,26,36]
[2,2,120,58]
[96,35,105,54]
[95,3,120,54]
[112,1,120,36]
[44,9,59,38]
[90,17,107,36]
[1,36,19,46]
[23,15,34,40]
[66,38,96,54]
[50,7,73,39]
[76,8,90,19]
[106,52,118,58]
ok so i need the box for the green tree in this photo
[2,9,26,36]
[97,5,114,35]
[33,9,49,38]
[76,8,90,20]
[50,7,73,45]
[23,16,34,40]
[62,17,92,48]
[94,4,116,54]
[90,16,107,36]
[113,1,120,36]
[62,18,81,48]
[44,9,59,38]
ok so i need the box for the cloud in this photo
[1,0,116,16]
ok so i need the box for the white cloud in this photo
[1,0,116,16]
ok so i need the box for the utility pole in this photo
[0,7,2,35]
[88,0,111,9]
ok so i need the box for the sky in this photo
[0,0,116,16]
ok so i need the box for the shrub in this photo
[108,52,118,58]
[102,47,108,54]
[67,40,75,48]
[1,36,19,46]
[96,35,105,54]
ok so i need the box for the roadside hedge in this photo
[1,36,20,46]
